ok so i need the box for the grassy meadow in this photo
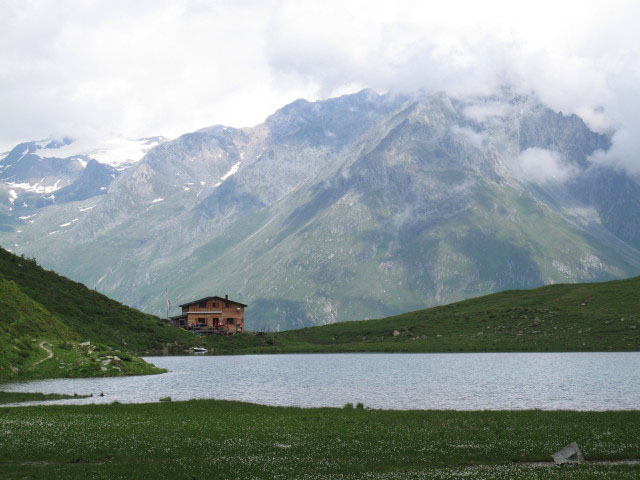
[0,400,639,479]
[200,276,640,355]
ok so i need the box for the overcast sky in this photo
[2,0,640,171]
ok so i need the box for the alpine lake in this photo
[2,352,640,410]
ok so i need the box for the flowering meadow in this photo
[0,400,639,479]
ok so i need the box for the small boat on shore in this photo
[191,347,208,354]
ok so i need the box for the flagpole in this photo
[165,288,170,322]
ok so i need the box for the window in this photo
[212,302,217,308]
[197,318,206,325]
[198,301,207,308]
[179,319,185,326]
[227,318,234,325]
[182,306,188,313]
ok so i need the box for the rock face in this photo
[552,442,585,464]
[2,89,640,330]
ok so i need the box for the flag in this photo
[165,289,171,311]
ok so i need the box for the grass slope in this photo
[0,247,197,354]
[0,276,73,374]
[0,247,184,379]
[203,276,640,354]
[0,400,639,479]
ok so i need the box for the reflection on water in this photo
[2,352,640,410]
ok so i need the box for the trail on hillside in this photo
[31,341,54,369]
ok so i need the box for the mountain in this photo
[0,136,167,226]
[2,89,640,331]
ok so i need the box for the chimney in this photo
[225,294,228,300]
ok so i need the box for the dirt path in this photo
[30,341,54,369]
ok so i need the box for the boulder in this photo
[552,442,584,464]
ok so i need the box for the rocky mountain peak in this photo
[1,89,639,331]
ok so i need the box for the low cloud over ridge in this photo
[2,0,640,175]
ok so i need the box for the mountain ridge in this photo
[2,89,640,330]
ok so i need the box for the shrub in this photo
[159,396,172,402]
[343,403,353,409]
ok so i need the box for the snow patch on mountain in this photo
[59,218,78,227]
[30,136,169,166]
[214,161,242,187]
[6,179,62,194]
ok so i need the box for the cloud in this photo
[589,128,640,176]
[0,0,293,146]
[462,102,513,123]
[449,125,486,149]
[1,0,640,179]
[264,0,640,174]
[513,148,577,185]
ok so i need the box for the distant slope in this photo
[223,276,640,353]
[0,246,198,379]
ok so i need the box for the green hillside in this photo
[2,242,638,377]
[0,277,72,375]
[211,276,640,354]
[0,247,199,379]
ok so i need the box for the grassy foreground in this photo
[0,400,639,479]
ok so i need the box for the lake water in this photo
[2,352,640,410]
